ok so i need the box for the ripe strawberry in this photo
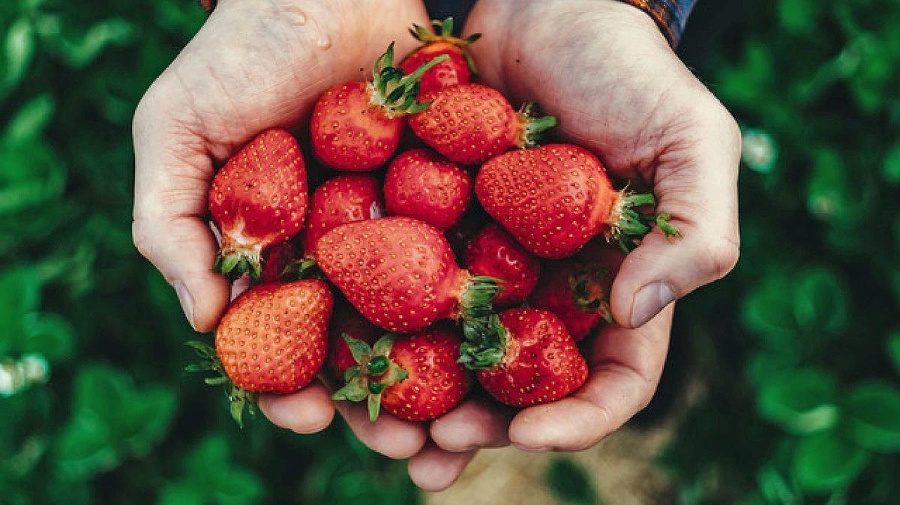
[326,298,383,381]
[190,279,333,425]
[208,128,308,281]
[461,307,588,408]
[260,236,305,283]
[407,85,557,165]
[383,147,472,230]
[332,325,472,422]
[463,222,540,307]
[475,143,681,258]
[303,173,385,256]
[314,216,501,333]
[309,43,449,171]
[401,17,481,95]
[528,241,626,341]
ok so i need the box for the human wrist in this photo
[614,0,696,47]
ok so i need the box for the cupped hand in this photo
[421,0,741,454]
[132,0,473,491]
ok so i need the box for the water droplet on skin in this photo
[285,6,307,26]
[317,36,332,50]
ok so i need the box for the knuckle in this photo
[705,234,741,281]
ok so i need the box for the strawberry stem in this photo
[331,333,409,422]
[214,247,262,282]
[408,17,482,76]
[608,191,682,253]
[185,340,256,428]
[370,42,450,117]
[518,102,558,148]
[458,313,507,370]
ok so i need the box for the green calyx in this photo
[331,333,409,422]
[409,17,482,76]
[185,340,255,429]
[214,248,262,282]
[278,255,322,282]
[607,191,682,253]
[517,102,558,148]
[369,42,450,117]
[457,276,506,370]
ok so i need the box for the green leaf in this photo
[845,381,900,453]
[883,141,900,184]
[888,329,900,375]
[55,409,119,479]
[3,94,55,145]
[792,266,848,337]
[22,312,75,363]
[792,430,870,493]
[545,457,601,505]
[757,367,840,434]
[741,271,800,356]
[0,266,42,355]
[806,148,875,225]
[1,18,35,97]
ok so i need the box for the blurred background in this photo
[1,0,899,504]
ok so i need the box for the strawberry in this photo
[407,85,557,165]
[460,307,588,408]
[475,143,681,258]
[260,236,305,283]
[528,241,626,341]
[325,298,382,381]
[383,147,472,230]
[401,17,481,95]
[332,325,472,422]
[208,128,308,281]
[463,222,540,307]
[189,279,333,425]
[309,43,449,171]
[303,173,385,257]
[314,216,501,333]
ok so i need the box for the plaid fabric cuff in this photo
[616,0,696,47]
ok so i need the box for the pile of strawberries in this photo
[191,19,678,426]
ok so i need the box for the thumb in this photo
[131,94,230,333]
[610,102,742,328]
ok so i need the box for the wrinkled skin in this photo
[132,0,740,492]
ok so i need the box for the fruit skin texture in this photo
[381,326,472,421]
[208,128,308,280]
[314,216,498,333]
[407,83,522,166]
[528,241,626,341]
[214,279,333,393]
[303,173,384,256]
[383,148,472,230]
[464,222,540,307]
[475,143,617,259]
[473,307,588,408]
[309,81,404,171]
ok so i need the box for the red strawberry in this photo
[326,299,383,381]
[528,241,626,341]
[314,216,501,333]
[260,236,305,283]
[407,85,556,165]
[190,279,333,425]
[461,307,588,408]
[401,17,480,95]
[383,148,472,230]
[309,43,448,171]
[475,143,681,258]
[208,128,308,281]
[303,173,385,256]
[332,325,472,422]
[463,222,540,307]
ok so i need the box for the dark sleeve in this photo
[616,0,697,47]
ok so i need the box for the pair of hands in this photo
[132,0,740,491]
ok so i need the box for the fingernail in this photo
[174,281,197,331]
[631,282,676,328]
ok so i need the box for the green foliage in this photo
[545,457,602,505]
[662,0,900,503]
[0,0,418,503]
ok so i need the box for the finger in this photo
[429,396,513,451]
[407,443,478,492]
[611,97,741,328]
[333,400,428,460]
[132,91,231,333]
[257,382,335,434]
[509,305,672,451]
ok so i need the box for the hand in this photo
[422,0,740,454]
[132,0,472,491]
